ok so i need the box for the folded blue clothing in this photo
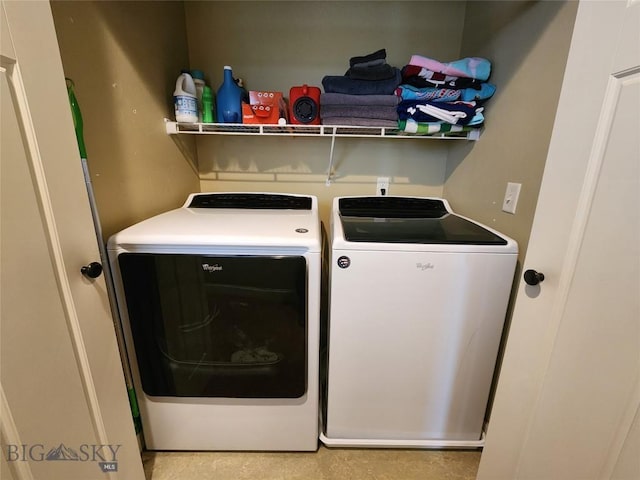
[395,85,461,102]
[460,83,496,102]
[397,99,483,126]
[396,83,497,103]
[322,68,402,95]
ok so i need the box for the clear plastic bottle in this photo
[173,72,198,123]
[216,66,243,123]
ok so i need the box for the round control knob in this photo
[524,269,545,286]
[81,262,103,279]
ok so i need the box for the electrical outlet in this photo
[376,177,390,196]
[502,182,521,214]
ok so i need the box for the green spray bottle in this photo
[202,84,215,123]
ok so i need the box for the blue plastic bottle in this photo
[216,66,243,123]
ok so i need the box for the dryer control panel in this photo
[189,193,313,210]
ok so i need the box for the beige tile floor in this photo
[142,445,481,480]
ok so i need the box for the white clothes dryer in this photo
[108,193,322,451]
[321,196,518,448]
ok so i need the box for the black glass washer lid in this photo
[338,197,448,218]
[338,197,507,245]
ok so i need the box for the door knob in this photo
[524,269,545,286]
[81,261,103,279]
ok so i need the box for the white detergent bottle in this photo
[173,72,198,123]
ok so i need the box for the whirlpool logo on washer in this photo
[416,262,435,271]
[201,263,223,273]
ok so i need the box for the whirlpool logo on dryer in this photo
[201,263,223,273]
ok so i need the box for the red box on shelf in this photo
[242,91,287,124]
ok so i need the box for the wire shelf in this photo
[164,120,481,141]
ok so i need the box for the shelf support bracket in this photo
[326,128,337,186]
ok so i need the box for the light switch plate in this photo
[502,182,521,214]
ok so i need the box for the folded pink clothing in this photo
[408,55,491,81]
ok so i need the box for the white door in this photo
[478,1,640,479]
[0,2,144,479]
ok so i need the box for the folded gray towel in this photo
[321,93,400,107]
[320,104,398,121]
[321,117,398,127]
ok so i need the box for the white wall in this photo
[52,1,200,240]
[444,1,579,259]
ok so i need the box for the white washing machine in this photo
[108,193,322,451]
[321,196,518,448]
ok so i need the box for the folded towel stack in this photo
[321,49,402,126]
[396,55,496,134]
[320,92,400,127]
